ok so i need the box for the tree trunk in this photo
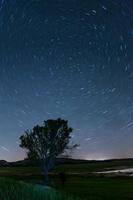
[41,157,55,185]
[42,166,49,185]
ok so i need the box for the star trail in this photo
[0,0,133,161]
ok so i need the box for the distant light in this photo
[84,154,110,161]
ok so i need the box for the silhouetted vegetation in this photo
[19,118,77,185]
[59,171,67,186]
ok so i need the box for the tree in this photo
[19,118,77,185]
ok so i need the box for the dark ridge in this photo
[0,158,133,167]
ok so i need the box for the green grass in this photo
[0,178,80,200]
[54,176,133,200]
[0,159,132,177]
[0,176,133,200]
[54,163,100,173]
[0,167,41,176]
[0,163,124,178]
[0,162,133,200]
[0,178,55,200]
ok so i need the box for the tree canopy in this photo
[19,118,77,184]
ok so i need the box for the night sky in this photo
[0,0,133,161]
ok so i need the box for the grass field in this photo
[0,178,58,200]
[0,159,132,177]
[0,162,133,200]
[55,176,133,200]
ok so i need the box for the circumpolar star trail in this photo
[0,0,133,161]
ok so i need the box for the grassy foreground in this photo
[55,176,133,200]
[0,176,83,200]
[0,162,133,200]
[0,178,59,200]
[0,176,133,200]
